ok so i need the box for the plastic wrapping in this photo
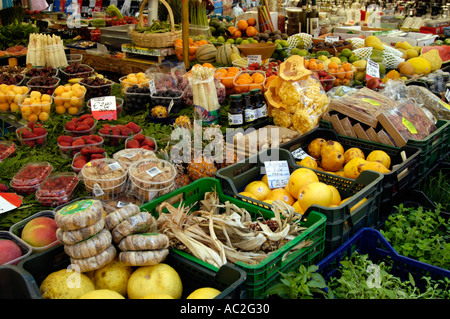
[265,71,329,135]
[104,203,141,230]
[407,85,450,121]
[118,233,169,251]
[111,212,156,244]
[112,148,157,169]
[10,161,53,195]
[63,229,112,259]
[36,172,79,207]
[54,198,104,231]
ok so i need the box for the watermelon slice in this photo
[421,45,450,63]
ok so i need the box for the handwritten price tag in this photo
[325,36,340,43]
[247,55,262,66]
[149,79,156,95]
[291,147,314,160]
[264,160,290,189]
[90,96,117,120]
[366,59,380,80]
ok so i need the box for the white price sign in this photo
[264,160,290,189]
[325,36,340,43]
[149,79,156,95]
[247,55,262,67]
[90,96,117,120]
[291,147,314,160]
[366,59,380,80]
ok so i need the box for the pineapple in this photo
[151,105,168,118]
[174,115,192,129]
[187,157,217,181]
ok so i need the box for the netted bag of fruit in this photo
[288,33,313,50]
[382,45,405,69]
[353,46,373,60]
[347,37,365,50]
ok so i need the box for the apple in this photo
[0,239,22,265]
[21,216,58,247]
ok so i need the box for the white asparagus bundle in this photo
[191,65,219,113]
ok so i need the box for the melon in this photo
[216,43,233,66]
[421,45,450,63]
[196,44,217,64]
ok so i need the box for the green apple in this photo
[217,36,226,43]
[241,39,250,45]
[226,38,235,44]
[299,49,309,56]
[290,48,301,55]
[235,37,243,44]
[280,40,289,48]
[317,55,328,62]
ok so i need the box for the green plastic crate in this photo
[215,148,384,255]
[320,118,450,176]
[140,177,327,299]
[280,127,422,226]
[18,243,247,299]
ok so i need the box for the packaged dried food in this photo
[36,172,79,207]
[128,158,176,190]
[112,148,157,169]
[10,161,53,194]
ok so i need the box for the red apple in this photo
[21,216,58,247]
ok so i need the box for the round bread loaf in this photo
[111,212,156,244]
[118,232,169,251]
[56,218,105,245]
[104,203,141,230]
[70,244,117,273]
[55,199,104,231]
[64,229,112,259]
[118,248,169,266]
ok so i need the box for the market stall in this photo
[0,0,449,302]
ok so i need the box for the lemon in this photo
[287,168,319,199]
[127,264,183,299]
[40,269,95,299]
[244,181,271,201]
[79,289,125,299]
[93,259,133,297]
[187,287,221,299]
[298,181,333,211]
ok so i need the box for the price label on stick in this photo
[247,55,262,67]
[366,59,380,80]
[325,36,339,43]
[264,160,290,189]
[149,79,156,95]
[90,96,117,120]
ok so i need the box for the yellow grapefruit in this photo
[297,182,333,211]
[328,185,342,206]
[187,287,221,299]
[292,201,305,214]
[261,174,269,186]
[265,188,295,205]
[287,168,319,199]
[244,181,271,201]
[239,191,259,200]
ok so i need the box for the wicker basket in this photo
[129,0,182,48]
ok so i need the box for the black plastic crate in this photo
[280,127,422,226]
[18,244,247,299]
[0,265,41,299]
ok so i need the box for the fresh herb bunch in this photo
[264,265,332,299]
[0,22,38,51]
[328,252,450,299]
[380,204,450,269]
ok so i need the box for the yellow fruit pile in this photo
[0,84,29,113]
[19,91,52,122]
[299,138,391,180]
[53,83,87,115]
[39,260,221,299]
[120,72,150,92]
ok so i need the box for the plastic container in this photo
[66,54,82,64]
[98,124,142,146]
[140,177,327,299]
[101,193,144,213]
[233,70,266,94]
[9,210,60,253]
[15,127,48,148]
[214,67,241,95]
[87,96,123,114]
[10,161,53,195]
[24,66,59,79]
[63,118,98,138]
[0,73,25,85]
[80,158,128,200]
[80,78,114,100]
[130,178,175,202]
[128,158,177,190]
[326,66,355,87]
[124,136,157,152]
[125,87,151,113]
[26,76,61,95]
[174,42,198,62]
[35,172,79,207]
[18,243,247,299]
[57,134,103,158]
[0,231,32,266]
[150,89,184,111]
[280,127,422,226]
[0,140,16,162]
[58,64,94,82]
[314,71,336,92]
[0,265,41,299]
[112,148,157,170]
[317,228,450,291]
[215,148,384,255]
[52,85,87,115]
[0,85,30,113]
[119,75,151,93]
[71,151,108,173]
[18,94,53,123]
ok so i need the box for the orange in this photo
[189,54,196,62]
[342,79,350,85]
[188,38,194,45]
[188,45,197,55]
[202,63,215,69]
[342,62,352,71]
[297,182,333,211]
[246,26,257,37]
[345,71,353,79]
[287,167,319,199]
[237,20,248,31]
[227,67,240,74]
[309,58,317,64]
[249,83,263,91]
[228,26,237,34]
[335,69,345,79]
[199,39,209,46]
[244,181,271,201]
[233,29,242,39]
[247,17,256,26]
[251,72,265,84]
[308,61,318,70]
[327,62,339,70]
[304,59,309,69]
[265,188,295,205]
[214,69,228,78]
[221,77,235,89]
[174,38,183,47]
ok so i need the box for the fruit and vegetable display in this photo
[0,7,449,302]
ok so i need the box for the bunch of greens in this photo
[189,0,208,26]
[0,22,38,50]
[327,252,450,299]
[135,20,181,33]
[380,204,450,269]
[419,166,449,211]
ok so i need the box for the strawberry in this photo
[36,137,46,145]
[59,142,71,147]
[82,117,95,128]
[133,133,146,143]
[22,140,36,147]
[58,136,74,144]
[85,139,97,145]
[32,127,47,137]
[0,183,8,192]
[98,127,111,135]
[140,145,152,150]
[79,114,93,121]
[75,123,90,132]
[126,139,140,148]
[92,135,102,143]
[125,122,141,134]
[17,128,34,139]
[65,121,77,131]
[74,155,89,162]
[111,127,121,136]
[90,153,105,160]
[73,158,87,168]
[141,138,156,149]
[72,138,85,147]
